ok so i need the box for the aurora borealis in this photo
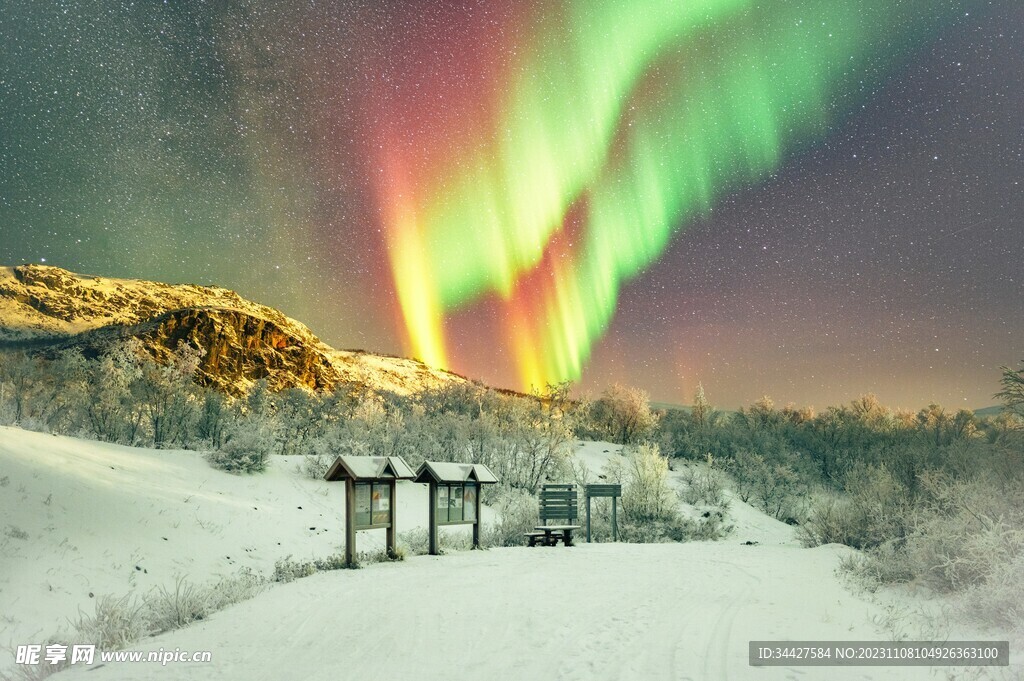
[2,1,1022,409]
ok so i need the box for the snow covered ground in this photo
[1,427,1016,680]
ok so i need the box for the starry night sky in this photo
[1,1,1021,410]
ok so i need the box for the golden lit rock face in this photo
[0,265,466,396]
[132,308,337,394]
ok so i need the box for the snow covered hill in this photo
[1,428,1009,681]
[0,264,467,395]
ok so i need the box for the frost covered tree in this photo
[130,342,203,448]
[995,361,1024,420]
[607,443,675,523]
[38,349,90,433]
[690,382,712,429]
[83,350,133,442]
[276,388,325,457]
[0,351,36,424]
[195,390,232,449]
[590,383,658,444]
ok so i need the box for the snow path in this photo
[59,543,935,681]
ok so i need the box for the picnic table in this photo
[525,524,582,547]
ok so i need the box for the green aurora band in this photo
[386,0,981,389]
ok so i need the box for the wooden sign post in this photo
[585,483,622,543]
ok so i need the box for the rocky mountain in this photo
[0,264,467,396]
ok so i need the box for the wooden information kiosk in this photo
[414,461,498,554]
[324,455,415,565]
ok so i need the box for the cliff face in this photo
[0,264,465,396]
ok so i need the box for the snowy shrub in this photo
[300,451,332,480]
[272,556,318,583]
[69,570,266,659]
[679,458,729,509]
[618,511,732,543]
[841,541,915,588]
[959,552,1024,631]
[798,495,867,548]
[482,486,539,547]
[399,528,431,555]
[208,423,275,473]
[617,443,676,523]
[617,519,678,543]
[145,577,210,633]
[801,465,912,549]
[839,471,1024,631]
[895,473,1024,594]
[203,568,265,611]
[272,553,356,582]
[366,547,407,563]
[74,594,148,651]
[685,509,733,541]
[728,450,808,522]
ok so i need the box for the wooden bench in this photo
[529,484,581,547]
[527,524,581,547]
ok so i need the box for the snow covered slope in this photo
[3,428,1011,680]
[0,426,479,668]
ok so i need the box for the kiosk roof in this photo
[324,455,416,482]
[414,461,499,485]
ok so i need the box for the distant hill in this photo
[0,264,468,396]
[973,405,1005,419]
[651,401,692,413]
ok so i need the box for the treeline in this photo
[0,343,577,489]
[656,387,1022,519]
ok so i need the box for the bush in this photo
[72,570,265,648]
[74,594,147,651]
[618,443,676,523]
[679,458,729,509]
[299,452,331,480]
[207,426,275,474]
[272,553,361,582]
[618,511,732,543]
[959,552,1024,630]
[146,577,211,633]
[899,473,1024,594]
[838,472,1024,632]
[398,528,431,555]
[273,556,320,583]
[798,495,866,548]
[800,464,912,549]
[204,568,265,610]
[483,486,539,547]
[728,450,808,522]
